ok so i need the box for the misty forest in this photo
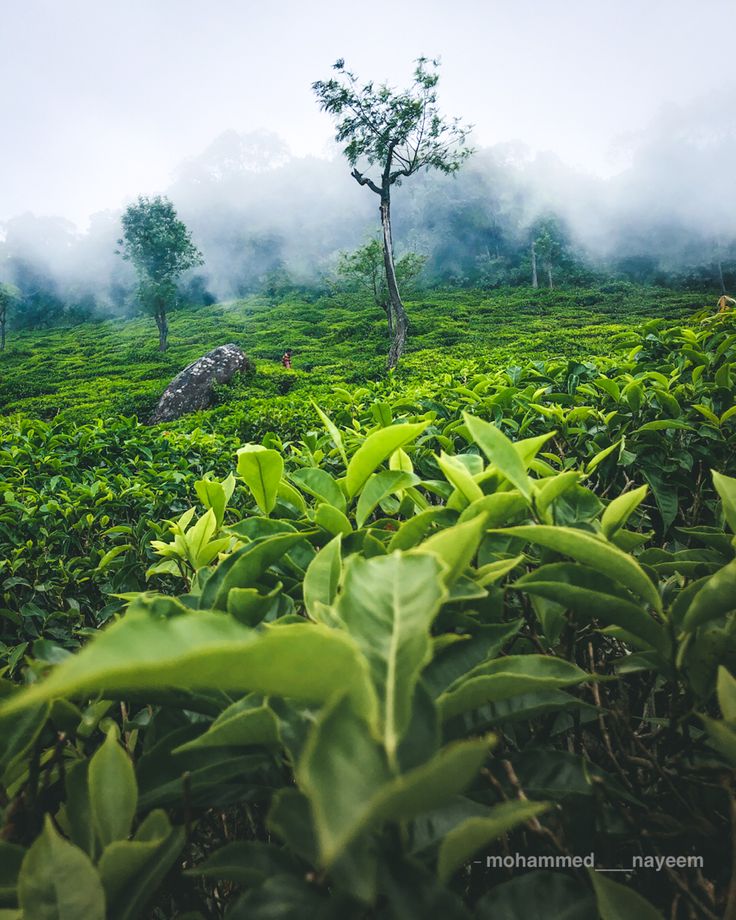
[1,5,736,920]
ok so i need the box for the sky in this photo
[0,0,733,227]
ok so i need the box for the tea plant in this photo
[1,392,735,917]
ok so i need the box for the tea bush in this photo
[1,292,735,918]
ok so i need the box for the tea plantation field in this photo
[1,286,735,919]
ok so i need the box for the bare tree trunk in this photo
[155,308,168,351]
[381,302,394,339]
[547,261,553,291]
[380,191,408,369]
[531,240,538,289]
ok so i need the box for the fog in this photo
[0,0,734,311]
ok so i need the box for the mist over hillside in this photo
[1,85,734,321]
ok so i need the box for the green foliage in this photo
[1,335,735,917]
[117,195,203,349]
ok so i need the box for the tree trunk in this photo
[155,308,168,351]
[380,191,408,369]
[531,241,538,289]
[717,259,726,295]
[547,262,553,291]
[0,319,5,352]
[381,301,394,339]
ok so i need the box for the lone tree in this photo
[313,57,472,368]
[117,196,203,350]
[336,237,425,339]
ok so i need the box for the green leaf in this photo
[98,811,185,920]
[303,535,342,621]
[681,559,736,632]
[98,810,184,916]
[297,696,390,865]
[588,868,663,919]
[356,470,416,528]
[437,452,484,504]
[297,694,495,867]
[314,503,353,537]
[0,605,377,727]
[437,799,551,882]
[515,563,665,651]
[438,655,591,720]
[194,475,233,527]
[345,422,427,498]
[290,468,346,512]
[89,726,137,848]
[18,816,105,920]
[173,695,279,752]
[462,413,533,501]
[200,533,305,611]
[185,509,217,568]
[334,552,447,761]
[498,524,662,612]
[417,514,488,586]
[718,666,736,722]
[601,484,648,538]
[236,445,284,514]
[713,470,736,533]
[313,402,348,466]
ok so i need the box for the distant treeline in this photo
[1,133,734,332]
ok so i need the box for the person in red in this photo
[281,349,292,369]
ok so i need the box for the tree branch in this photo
[351,168,382,195]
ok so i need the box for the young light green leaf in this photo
[345,422,427,498]
[718,666,736,723]
[303,535,342,621]
[312,402,348,466]
[462,413,533,501]
[236,445,284,515]
[713,470,736,534]
[416,513,488,586]
[290,468,346,511]
[601,484,648,538]
[356,470,417,528]
[437,452,484,504]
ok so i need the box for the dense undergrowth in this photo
[1,289,735,919]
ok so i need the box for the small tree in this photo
[336,238,425,338]
[117,196,203,350]
[534,220,562,291]
[0,283,19,351]
[313,58,471,368]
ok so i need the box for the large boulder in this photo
[148,344,250,424]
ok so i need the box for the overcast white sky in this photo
[0,0,733,227]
